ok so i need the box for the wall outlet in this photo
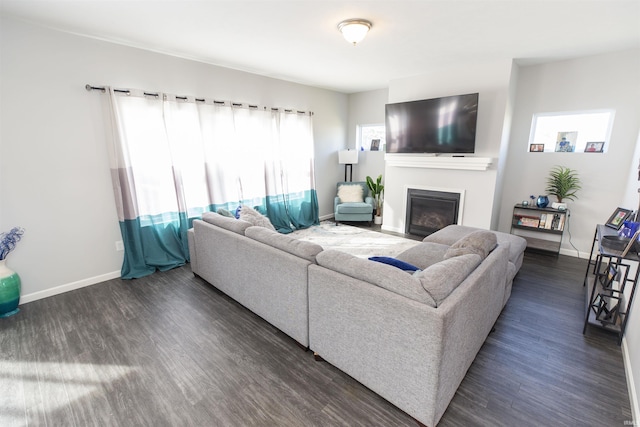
[115,241,124,251]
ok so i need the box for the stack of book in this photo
[538,213,565,231]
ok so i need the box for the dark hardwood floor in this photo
[0,249,633,426]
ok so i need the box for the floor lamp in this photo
[339,149,359,182]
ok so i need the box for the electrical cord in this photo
[565,209,581,257]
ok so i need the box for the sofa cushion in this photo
[338,184,364,203]
[368,256,421,272]
[422,225,484,245]
[239,205,276,231]
[202,212,252,235]
[444,230,497,260]
[245,226,323,263]
[424,224,526,267]
[217,208,235,218]
[316,250,436,307]
[416,254,482,307]
[396,242,450,270]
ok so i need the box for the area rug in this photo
[290,221,420,258]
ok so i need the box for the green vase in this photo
[0,259,21,318]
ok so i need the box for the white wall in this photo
[499,49,640,256]
[382,59,515,234]
[346,89,387,184]
[0,17,348,299]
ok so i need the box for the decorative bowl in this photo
[601,235,633,251]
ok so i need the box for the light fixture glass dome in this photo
[338,19,372,46]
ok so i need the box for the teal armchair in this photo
[334,181,375,225]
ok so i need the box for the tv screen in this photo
[385,93,479,154]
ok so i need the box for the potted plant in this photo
[366,174,384,224]
[545,166,581,208]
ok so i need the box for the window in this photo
[528,110,615,153]
[358,124,385,151]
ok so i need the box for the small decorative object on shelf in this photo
[536,195,549,208]
[605,207,633,230]
[0,226,25,318]
[619,221,640,239]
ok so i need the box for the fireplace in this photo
[405,188,461,237]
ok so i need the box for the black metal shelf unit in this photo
[582,225,640,345]
[510,204,567,254]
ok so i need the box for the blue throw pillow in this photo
[368,256,421,272]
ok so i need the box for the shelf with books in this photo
[510,204,567,253]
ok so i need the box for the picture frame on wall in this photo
[555,131,577,152]
[370,139,380,151]
[529,144,544,152]
[584,141,604,153]
[605,207,633,229]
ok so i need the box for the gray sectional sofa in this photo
[188,213,526,426]
[188,212,323,347]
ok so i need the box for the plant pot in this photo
[374,215,382,225]
[0,260,21,318]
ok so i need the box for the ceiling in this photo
[2,1,639,94]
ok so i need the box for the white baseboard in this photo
[623,337,639,424]
[558,247,588,259]
[381,224,403,234]
[319,214,335,221]
[20,271,121,304]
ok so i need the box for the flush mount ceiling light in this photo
[337,19,372,46]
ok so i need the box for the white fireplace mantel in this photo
[385,155,493,171]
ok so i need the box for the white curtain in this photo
[105,88,318,279]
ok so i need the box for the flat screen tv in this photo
[385,93,479,154]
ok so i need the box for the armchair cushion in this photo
[337,184,364,203]
[335,203,374,215]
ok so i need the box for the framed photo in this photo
[555,131,577,152]
[605,207,633,229]
[370,139,380,151]
[584,142,604,153]
[529,144,544,152]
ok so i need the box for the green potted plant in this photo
[545,166,581,208]
[366,174,384,224]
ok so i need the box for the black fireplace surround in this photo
[406,189,461,237]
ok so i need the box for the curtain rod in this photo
[85,84,313,115]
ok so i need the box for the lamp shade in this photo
[338,149,359,164]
